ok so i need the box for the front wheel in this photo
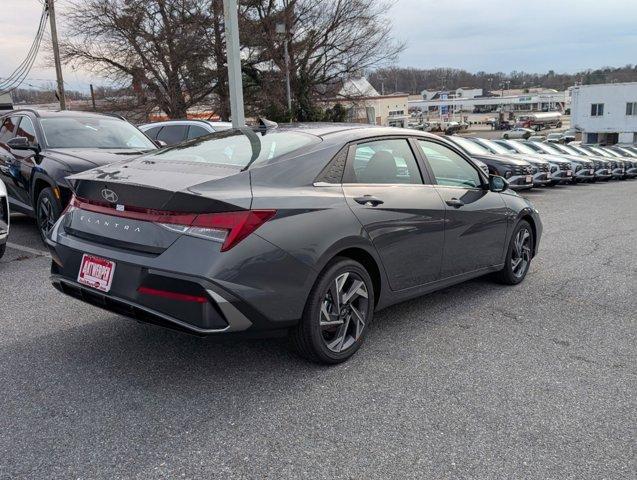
[494,220,534,285]
[290,257,374,364]
[36,187,62,244]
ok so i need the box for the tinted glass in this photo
[16,117,37,144]
[149,129,320,168]
[419,140,481,188]
[157,125,187,145]
[187,125,210,139]
[143,126,162,139]
[0,116,19,143]
[349,139,422,184]
[447,135,490,155]
[40,117,156,149]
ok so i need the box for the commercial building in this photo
[410,89,569,114]
[570,82,637,144]
[0,93,13,113]
[328,78,409,127]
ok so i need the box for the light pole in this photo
[276,22,292,119]
[223,0,245,128]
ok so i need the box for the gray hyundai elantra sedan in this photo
[47,123,542,364]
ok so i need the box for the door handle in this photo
[445,198,465,208]
[354,195,384,207]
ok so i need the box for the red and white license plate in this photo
[77,254,116,292]
[525,175,533,183]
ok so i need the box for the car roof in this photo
[139,119,234,128]
[2,109,125,121]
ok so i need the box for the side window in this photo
[156,125,187,145]
[16,117,37,145]
[348,139,422,184]
[144,126,163,140]
[0,116,19,143]
[187,125,210,139]
[418,140,482,188]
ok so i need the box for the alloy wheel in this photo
[38,196,56,237]
[511,228,531,278]
[320,272,369,353]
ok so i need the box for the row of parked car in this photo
[443,135,637,190]
[0,108,635,260]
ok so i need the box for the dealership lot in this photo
[0,181,635,479]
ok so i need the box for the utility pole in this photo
[47,0,66,110]
[276,22,292,118]
[223,0,245,128]
[89,84,96,110]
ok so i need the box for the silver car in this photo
[139,119,233,146]
[0,179,9,259]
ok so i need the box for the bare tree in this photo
[242,0,404,120]
[60,0,224,119]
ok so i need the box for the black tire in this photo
[290,257,375,364]
[503,134,509,139]
[494,220,534,285]
[36,187,62,244]
[0,243,5,259]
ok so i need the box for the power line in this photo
[0,2,49,95]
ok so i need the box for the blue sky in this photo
[1,0,637,91]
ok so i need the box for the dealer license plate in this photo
[77,254,116,292]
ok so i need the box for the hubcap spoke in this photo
[342,279,367,304]
[351,305,365,340]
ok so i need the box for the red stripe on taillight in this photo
[193,210,276,251]
[69,195,276,251]
[137,286,208,303]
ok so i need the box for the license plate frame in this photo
[77,254,116,293]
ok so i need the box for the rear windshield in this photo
[149,129,320,168]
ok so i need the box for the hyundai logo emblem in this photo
[101,188,119,203]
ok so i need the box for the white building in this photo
[411,89,569,114]
[420,87,483,101]
[330,78,409,127]
[570,82,637,144]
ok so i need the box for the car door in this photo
[342,137,446,290]
[0,116,21,205]
[9,116,40,207]
[416,139,508,278]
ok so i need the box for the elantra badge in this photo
[101,188,118,203]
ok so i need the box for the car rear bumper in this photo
[46,221,316,335]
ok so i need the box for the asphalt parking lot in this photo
[1,181,635,479]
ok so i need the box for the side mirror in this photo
[489,175,509,193]
[7,136,40,153]
[155,139,167,148]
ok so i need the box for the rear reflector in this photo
[69,195,276,251]
[137,286,208,303]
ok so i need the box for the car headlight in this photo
[575,165,582,172]
[505,171,512,178]
[551,165,557,173]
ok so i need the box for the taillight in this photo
[159,210,276,251]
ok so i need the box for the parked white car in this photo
[0,179,9,259]
[502,127,535,140]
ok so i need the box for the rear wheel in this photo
[290,257,374,364]
[36,187,62,244]
[494,220,534,285]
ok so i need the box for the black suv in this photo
[0,109,157,241]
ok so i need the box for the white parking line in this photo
[6,242,52,259]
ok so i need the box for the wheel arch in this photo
[517,212,538,257]
[315,239,386,308]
